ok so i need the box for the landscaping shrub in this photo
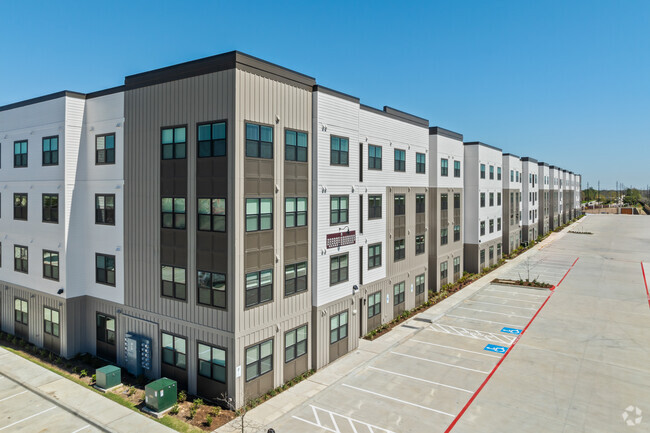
[204,415,213,427]
[177,390,187,403]
[79,369,88,378]
[210,406,221,417]
[192,398,203,409]
[188,406,197,420]
[128,386,136,396]
[169,403,179,415]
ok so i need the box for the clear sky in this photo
[1,1,648,190]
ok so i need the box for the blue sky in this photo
[1,1,648,189]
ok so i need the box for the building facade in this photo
[521,157,539,243]
[549,166,561,229]
[502,154,522,254]
[538,162,551,236]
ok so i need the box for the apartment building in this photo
[311,86,430,369]
[549,165,562,229]
[463,143,503,272]
[538,162,551,236]
[521,157,539,243]
[502,154,522,254]
[428,128,464,290]
[574,174,582,216]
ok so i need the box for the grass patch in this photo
[159,415,204,433]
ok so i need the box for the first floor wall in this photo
[502,224,522,255]
[464,238,502,274]
[522,224,538,243]
[429,247,463,291]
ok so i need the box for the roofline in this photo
[502,152,521,159]
[521,157,538,163]
[538,161,549,167]
[383,106,429,128]
[313,85,360,103]
[464,141,502,152]
[0,90,84,113]
[429,126,463,141]
[359,104,429,128]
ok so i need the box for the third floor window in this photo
[246,198,273,232]
[14,141,28,167]
[246,123,273,159]
[394,149,405,172]
[330,195,349,225]
[96,133,116,164]
[416,153,426,174]
[96,194,115,225]
[198,122,226,157]
[330,136,349,166]
[161,127,186,160]
[454,160,461,177]
[42,136,58,166]
[285,197,307,228]
[441,158,448,176]
[285,130,307,162]
[161,198,186,230]
[198,198,226,232]
[368,145,382,170]
[14,193,28,220]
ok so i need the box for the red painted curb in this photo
[642,262,650,310]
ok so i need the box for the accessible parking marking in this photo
[483,344,509,354]
[427,323,517,345]
[293,405,396,433]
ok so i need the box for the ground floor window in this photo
[368,292,381,318]
[415,274,425,295]
[198,343,226,383]
[330,311,348,344]
[480,249,485,264]
[246,339,273,381]
[285,325,307,363]
[44,307,60,337]
[162,332,187,370]
[454,257,461,274]
[96,313,116,345]
[393,282,405,305]
[14,298,28,325]
[440,261,448,280]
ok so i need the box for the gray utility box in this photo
[145,378,177,412]
[96,365,121,389]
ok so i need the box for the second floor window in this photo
[285,262,307,296]
[285,130,307,162]
[480,221,485,236]
[162,265,186,300]
[246,339,273,381]
[489,193,494,207]
[480,193,485,208]
[42,136,58,166]
[245,198,273,232]
[441,228,448,245]
[454,193,461,209]
[14,245,28,273]
[394,195,405,216]
[96,253,115,286]
[394,149,405,172]
[245,269,273,307]
[330,254,348,285]
[368,195,382,219]
[198,198,226,232]
[416,274,425,295]
[198,122,226,157]
[14,141,28,167]
[42,194,59,223]
[368,292,381,318]
[14,193,28,220]
[330,136,349,165]
[96,133,116,164]
[489,165,494,180]
[198,271,226,308]
[441,158,448,176]
[43,250,59,281]
[368,145,382,170]
[330,196,348,225]
[454,224,461,241]
[416,194,425,214]
[330,311,348,344]
[416,234,425,254]
[285,197,307,228]
[454,160,461,177]
[489,219,494,233]
[416,153,426,173]
[368,243,382,269]
[96,194,115,225]
[161,198,186,229]
[497,167,502,180]
[161,127,186,160]
[480,164,486,179]
[246,123,273,158]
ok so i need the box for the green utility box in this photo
[96,365,121,390]
[145,378,177,412]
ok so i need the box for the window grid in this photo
[368,292,381,319]
[393,282,405,305]
[197,121,226,157]
[416,194,425,213]
[198,198,226,232]
[42,136,59,166]
[368,243,382,269]
[454,160,461,177]
[42,194,58,223]
[246,123,273,159]
[95,194,115,225]
[330,254,349,285]
[394,195,405,216]
[14,245,28,273]
[454,224,461,242]
[394,239,405,261]
[330,196,349,225]
[368,195,382,219]
[246,198,273,232]
[416,153,426,173]
[330,136,349,165]
[245,269,273,308]
[285,130,308,162]
[14,140,28,167]
[285,325,307,363]
[394,149,406,172]
[162,332,187,369]
[14,298,28,325]
[415,274,425,295]
[285,197,307,228]
[162,265,186,300]
[96,133,116,164]
[198,343,226,383]
[246,339,273,381]
[368,145,382,170]
[415,234,425,255]
[43,250,59,281]
[197,271,226,309]
[96,253,115,286]
[441,228,448,245]
[14,193,28,220]
[440,261,448,280]
[285,262,307,296]
[96,313,116,345]
[330,311,348,344]
[43,307,60,337]
[441,158,448,176]
[161,198,186,230]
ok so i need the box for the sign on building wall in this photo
[326,231,356,249]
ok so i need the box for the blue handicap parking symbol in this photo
[484,344,508,354]
[501,327,522,335]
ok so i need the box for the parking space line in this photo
[0,406,56,431]
[293,405,396,433]
[390,352,490,374]
[486,288,548,298]
[427,323,516,345]
[445,314,525,328]
[368,366,474,393]
[0,390,28,402]
[409,340,501,359]
[456,306,531,319]
[467,300,537,311]
[341,384,455,417]
[71,426,91,433]
[475,294,542,304]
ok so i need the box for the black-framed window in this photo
[245,198,273,232]
[96,194,115,225]
[198,343,226,383]
[441,228,448,245]
[489,245,494,260]
[480,193,485,208]
[394,194,405,216]
[454,160,461,177]
[489,165,494,180]
[42,194,58,223]
[96,253,115,286]
[454,224,461,242]
[511,170,515,182]
[245,269,273,307]
[393,282,405,305]
[368,292,381,318]
[498,192,502,206]
[394,149,405,172]
[454,193,461,209]
[497,243,502,257]
[285,262,307,296]
[497,217,502,231]
[43,250,59,281]
[489,219,494,233]
[14,298,28,325]
[416,274,425,295]
[162,332,187,369]
[416,234,425,254]
[480,164,486,179]
[161,127,186,160]
[285,197,307,228]
[480,249,485,264]
[96,133,116,164]
[14,245,28,273]
[441,193,448,211]
[198,121,226,157]
[416,153,426,174]
[198,198,226,232]
[440,261,448,279]
[42,136,58,166]
[246,339,273,381]
[330,311,348,344]
[285,325,307,363]
[198,271,226,308]
[285,130,307,162]
[96,313,116,345]
[454,257,461,274]
[161,197,186,230]
[330,254,348,285]
[497,167,502,180]
[441,158,448,176]
[14,141,28,167]
[44,307,60,337]
[368,145,382,170]
[161,265,186,300]
[14,193,27,220]
[368,195,382,219]
[394,239,405,261]
[480,221,485,236]
[330,136,349,165]
[489,193,494,207]
[246,123,273,159]
[368,243,382,269]
[416,194,425,213]
[330,195,349,225]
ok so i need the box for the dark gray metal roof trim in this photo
[538,162,549,167]
[313,85,360,103]
[359,104,429,128]
[0,90,85,113]
[464,141,503,152]
[87,85,125,99]
[503,153,521,159]
[521,157,538,163]
[429,127,463,141]
[383,106,429,128]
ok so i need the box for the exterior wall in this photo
[501,155,521,254]
[549,167,561,228]
[538,164,550,235]
[521,159,539,242]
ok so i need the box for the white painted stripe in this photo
[487,288,547,297]
[0,406,56,431]
[368,366,473,393]
[456,306,531,319]
[466,300,536,311]
[292,416,337,433]
[341,384,455,417]
[70,426,91,433]
[409,340,501,359]
[426,323,516,345]
[446,314,524,328]
[390,351,490,374]
[475,294,542,304]
[0,390,28,402]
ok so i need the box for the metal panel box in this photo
[96,365,121,389]
[145,378,177,412]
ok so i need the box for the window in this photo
[245,269,273,307]
[489,193,494,207]
[480,249,485,264]
[394,149,405,172]
[96,313,116,345]
[96,133,116,164]
[161,198,185,229]
[198,121,226,157]
[42,194,58,223]
[43,307,60,337]
[368,195,382,219]
[454,257,461,274]
[15,299,28,325]
[161,127,187,160]
[42,136,58,166]
[415,274,425,295]
[454,160,461,177]
[440,158,448,176]
[441,194,448,211]
[96,253,115,286]
[489,165,494,180]
[416,153,426,173]
[511,170,514,182]
[393,282,405,305]
[480,193,485,208]
[394,195,405,216]
[198,271,226,308]
[489,246,494,260]
[497,192,502,206]
[480,221,485,236]
[198,343,226,383]
[416,194,425,213]
[440,261,448,280]
[285,325,307,363]
[330,136,349,165]
[489,219,494,233]
[441,228,448,245]
[246,198,273,231]
[394,239,405,261]
[285,262,307,296]
[285,197,307,228]
[43,250,59,281]
[516,171,519,182]
[14,140,28,167]
[330,196,349,225]
[198,198,226,231]
[497,243,502,256]
[368,243,382,269]
[454,225,460,241]
[14,246,28,273]
[480,164,486,179]
[368,145,382,170]
[454,193,461,209]
[368,292,381,318]
[161,265,186,300]
[330,254,348,285]
[246,339,273,380]
[162,332,187,369]
[246,123,273,159]
[330,311,348,344]
[285,129,307,162]
[416,234,425,255]
[95,194,115,225]
[497,167,502,180]
[497,218,502,231]
[14,193,28,220]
